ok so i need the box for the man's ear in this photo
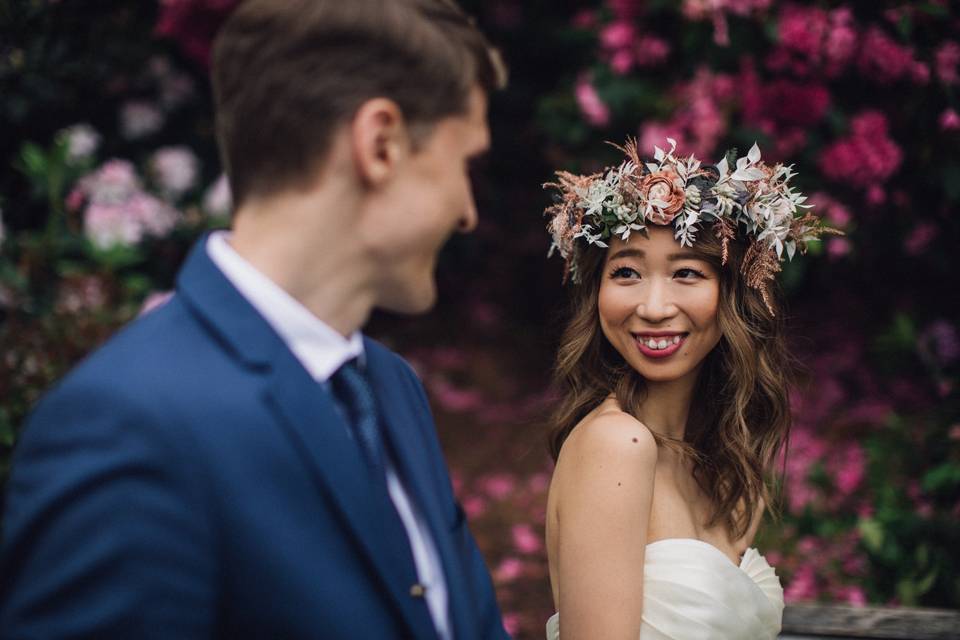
[351,98,409,187]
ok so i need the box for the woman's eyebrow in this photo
[668,251,708,261]
[608,248,645,261]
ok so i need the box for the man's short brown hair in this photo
[211,0,506,207]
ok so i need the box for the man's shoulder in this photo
[35,294,245,425]
[363,336,421,381]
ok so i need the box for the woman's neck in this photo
[632,369,701,440]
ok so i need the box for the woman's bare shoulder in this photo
[559,400,658,470]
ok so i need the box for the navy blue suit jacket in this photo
[0,238,508,640]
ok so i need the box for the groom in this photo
[0,1,508,638]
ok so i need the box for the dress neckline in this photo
[646,537,747,570]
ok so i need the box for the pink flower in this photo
[575,76,610,127]
[203,174,233,217]
[634,35,671,67]
[610,49,634,75]
[431,380,484,412]
[155,0,240,67]
[120,101,164,140]
[904,222,937,256]
[461,495,488,519]
[819,110,902,189]
[936,41,960,86]
[837,586,867,607]
[809,192,851,227]
[828,442,866,497]
[58,123,101,163]
[600,21,635,50]
[511,524,543,554]
[139,290,175,316]
[857,27,922,85]
[501,613,522,636]
[56,276,107,314]
[78,159,180,249]
[479,473,516,500]
[827,237,851,259]
[149,146,199,199]
[784,563,819,602]
[494,557,524,582]
[939,108,960,132]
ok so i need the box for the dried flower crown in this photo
[543,138,838,314]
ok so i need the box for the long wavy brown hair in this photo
[548,228,793,539]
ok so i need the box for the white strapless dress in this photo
[546,538,784,640]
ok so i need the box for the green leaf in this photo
[921,463,960,494]
[858,517,884,553]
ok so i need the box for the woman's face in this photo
[598,225,722,384]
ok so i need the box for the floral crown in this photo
[543,138,839,314]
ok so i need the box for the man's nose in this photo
[635,279,676,322]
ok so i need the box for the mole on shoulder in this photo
[632,437,638,443]
[617,482,622,486]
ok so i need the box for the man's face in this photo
[369,87,490,314]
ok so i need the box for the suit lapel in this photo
[364,344,479,640]
[176,237,437,639]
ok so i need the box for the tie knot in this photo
[331,358,384,472]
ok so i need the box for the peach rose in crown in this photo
[639,169,686,225]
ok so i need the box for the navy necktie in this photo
[330,359,386,474]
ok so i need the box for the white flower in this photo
[120,101,164,140]
[203,174,233,217]
[149,146,199,200]
[59,124,101,163]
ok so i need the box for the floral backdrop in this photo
[1,1,958,638]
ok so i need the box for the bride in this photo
[541,139,834,639]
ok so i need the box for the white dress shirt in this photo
[207,231,451,639]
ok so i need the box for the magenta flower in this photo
[904,223,937,256]
[575,76,610,127]
[939,108,960,132]
[936,41,960,86]
[857,27,922,85]
[818,110,902,189]
[154,0,240,68]
[511,524,543,554]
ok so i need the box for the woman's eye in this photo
[675,267,705,279]
[610,266,640,279]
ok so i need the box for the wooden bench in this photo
[781,603,960,639]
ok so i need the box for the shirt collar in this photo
[206,231,364,382]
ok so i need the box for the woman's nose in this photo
[634,280,677,322]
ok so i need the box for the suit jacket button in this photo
[409,583,427,598]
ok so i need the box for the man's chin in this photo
[378,281,437,315]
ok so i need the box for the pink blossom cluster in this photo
[767,5,858,78]
[781,530,868,605]
[818,110,902,196]
[936,41,960,86]
[682,0,772,46]
[154,0,240,67]
[72,159,180,250]
[739,62,831,158]
[638,68,735,159]
[575,75,610,128]
[149,146,200,200]
[857,27,929,85]
[599,20,670,75]
[55,275,107,314]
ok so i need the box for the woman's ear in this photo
[350,97,410,187]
